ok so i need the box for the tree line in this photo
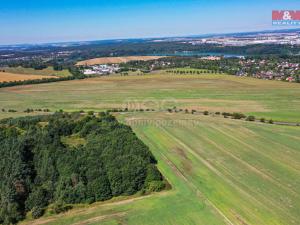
[166,107,275,124]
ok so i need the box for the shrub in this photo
[31,207,44,219]
[24,108,34,113]
[232,113,246,120]
[203,111,209,115]
[98,112,106,117]
[222,112,232,117]
[87,111,94,116]
[51,201,72,215]
[145,181,166,192]
[260,118,265,123]
[269,119,274,124]
[144,165,165,193]
[246,116,256,121]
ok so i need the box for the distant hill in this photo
[1,28,299,49]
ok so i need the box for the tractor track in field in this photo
[178,123,299,222]
[212,125,300,196]
[145,126,236,225]
[161,122,299,224]
[158,126,268,225]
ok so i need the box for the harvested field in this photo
[1,73,300,122]
[0,66,71,77]
[0,72,57,82]
[76,56,166,65]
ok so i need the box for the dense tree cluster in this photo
[1,40,299,69]
[0,112,165,224]
[4,60,47,70]
[120,57,237,73]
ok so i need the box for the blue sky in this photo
[0,0,299,44]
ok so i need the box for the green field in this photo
[21,112,300,225]
[0,66,72,77]
[0,73,298,224]
[0,73,300,122]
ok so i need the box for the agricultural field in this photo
[0,72,299,224]
[0,66,72,77]
[21,112,300,225]
[0,73,300,122]
[0,71,56,82]
[76,56,166,66]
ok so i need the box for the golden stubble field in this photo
[76,56,166,65]
[0,71,56,82]
[0,73,300,122]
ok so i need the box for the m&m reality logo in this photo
[272,10,300,25]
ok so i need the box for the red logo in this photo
[272,10,300,20]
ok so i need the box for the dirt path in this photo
[72,212,127,225]
[21,190,170,225]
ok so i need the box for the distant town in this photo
[83,64,120,75]
[188,31,300,46]
[0,29,299,84]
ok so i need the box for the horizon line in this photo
[1,27,299,47]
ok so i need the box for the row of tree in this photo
[166,69,222,74]
[166,107,275,124]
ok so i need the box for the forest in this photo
[1,41,300,69]
[0,112,165,224]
